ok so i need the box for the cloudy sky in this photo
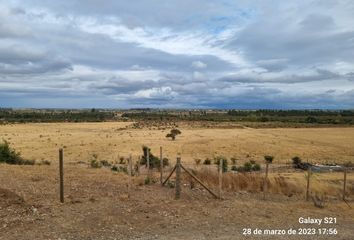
[0,0,354,109]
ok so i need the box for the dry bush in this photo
[191,169,304,196]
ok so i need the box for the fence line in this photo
[56,148,352,204]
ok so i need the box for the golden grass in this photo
[1,122,354,165]
[188,168,354,199]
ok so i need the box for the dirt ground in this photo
[1,122,354,165]
[0,164,353,240]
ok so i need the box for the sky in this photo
[0,0,353,109]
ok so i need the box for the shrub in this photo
[230,157,237,165]
[0,140,29,165]
[231,165,237,171]
[243,161,252,172]
[214,156,228,172]
[167,180,175,188]
[203,158,211,165]
[236,161,261,172]
[90,159,101,168]
[140,146,169,168]
[252,163,261,171]
[292,156,302,165]
[111,165,127,173]
[119,157,126,164]
[194,159,201,165]
[100,160,111,167]
[264,155,274,163]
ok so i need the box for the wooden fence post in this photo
[219,159,223,199]
[147,149,151,181]
[128,154,132,197]
[343,167,347,201]
[136,157,140,176]
[306,167,311,201]
[59,148,64,203]
[263,162,269,200]
[175,155,181,200]
[160,146,163,185]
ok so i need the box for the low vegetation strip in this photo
[1,108,354,125]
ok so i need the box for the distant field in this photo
[1,122,354,165]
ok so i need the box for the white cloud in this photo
[1,0,354,108]
[192,61,207,69]
[78,18,248,66]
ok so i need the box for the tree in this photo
[165,129,181,140]
[264,155,274,164]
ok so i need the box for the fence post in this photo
[343,167,347,201]
[306,167,311,201]
[59,148,64,203]
[128,154,132,197]
[263,162,269,200]
[175,155,181,200]
[219,159,223,199]
[160,146,163,185]
[147,148,151,181]
[136,157,140,176]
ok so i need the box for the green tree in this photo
[166,129,182,140]
[264,155,274,164]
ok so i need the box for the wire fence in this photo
[58,147,354,205]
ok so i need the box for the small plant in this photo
[291,156,313,170]
[119,157,126,164]
[203,158,211,165]
[111,165,127,173]
[243,161,252,172]
[236,161,261,172]
[90,154,101,168]
[111,165,118,171]
[214,156,228,172]
[264,155,274,164]
[230,157,237,165]
[252,163,261,171]
[90,159,101,168]
[194,158,201,165]
[167,180,175,188]
[231,165,237,171]
[100,160,111,167]
[144,177,151,185]
[39,159,51,165]
[292,156,302,165]
[165,129,182,141]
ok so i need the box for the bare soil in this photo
[0,164,353,240]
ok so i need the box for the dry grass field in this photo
[1,122,354,239]
[1,122,354,165]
